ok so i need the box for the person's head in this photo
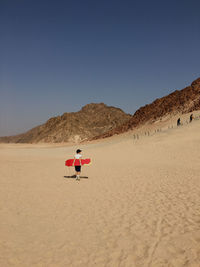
[76,149,82,154]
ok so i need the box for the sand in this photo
[0,119,200,267]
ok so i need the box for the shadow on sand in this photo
[64,175,89,179]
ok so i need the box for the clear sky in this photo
[0,0,200,136]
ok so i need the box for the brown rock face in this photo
[93,78,200,139]
[0,103,131,143]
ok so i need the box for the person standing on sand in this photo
[73,149,82,180]
[190,114,193,123]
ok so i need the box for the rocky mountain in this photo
[0,103,131,143]
[93,77,200,139]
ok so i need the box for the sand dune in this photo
[0,119,200,266]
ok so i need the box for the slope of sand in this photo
[0,120,200,267]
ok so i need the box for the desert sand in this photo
[1,118,200,267]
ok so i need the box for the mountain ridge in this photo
[92,77,200,139]
[1,78,200,143]
[0,103,131,143]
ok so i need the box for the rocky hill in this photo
[93,77,200,139]
[0,103,131,143]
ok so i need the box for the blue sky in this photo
[0,0,200,136]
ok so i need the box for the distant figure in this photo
[73,149,82,180]
[190,114,193,123]
[177,118,181,126]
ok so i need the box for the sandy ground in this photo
[1,119,200,267]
